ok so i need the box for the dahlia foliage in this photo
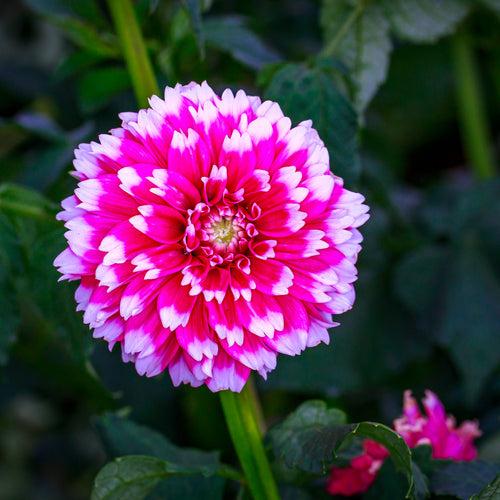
[54,82,369,392]
[327,390,482,496]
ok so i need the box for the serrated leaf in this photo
[269,401,414,497]
[91,455,219,500]
[269,400,348,474]
[28,228,94,362]
[204,16,281,70]
[265,63,360,183]
[439,235,500,402]
[321,0,391,112]
[382,0,470,43]
[431,461,500,499]
[471,473,500,500]
[96,415,225,499]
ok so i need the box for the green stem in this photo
[246,376,266,435]
[220,384,279,500]
[107,0,159,106]
[451,30,496,179]
[322,0,367,58]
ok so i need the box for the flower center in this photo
[211,217,235,246]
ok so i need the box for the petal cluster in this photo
[327,390,481,496]
[54,81,369,392]
[326,440,388,496]
[393,390,481,461]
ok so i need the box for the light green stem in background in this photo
[107,0,159,106]
[220,383,280,500]
[452,30,496,179]
[105,5,277,498]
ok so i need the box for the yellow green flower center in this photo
[211,218,235,245]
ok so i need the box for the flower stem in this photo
[219,383,279,500]
[451,30,496,179]
[107,0,159,106]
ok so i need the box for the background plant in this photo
[0,0,499,498]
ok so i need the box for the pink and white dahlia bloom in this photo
[54,82,369,392]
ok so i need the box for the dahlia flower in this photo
[327,390,481,496]
[54,81,369,392]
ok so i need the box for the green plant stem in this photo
[219,383,279,500]
[247,376,266,434]
[107,0,159,106]
[322,0,367,58]
[452,30,496,179]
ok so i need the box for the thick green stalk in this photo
[220,384,279,500]
[452,30,496,179]
[107,0,159,106]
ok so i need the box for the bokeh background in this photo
[0,0,499,499]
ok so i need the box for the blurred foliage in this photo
[0,0,499,499]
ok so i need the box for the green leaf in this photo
[269,400,347,474]
[365,459,409,500]
[267,261,430,396]
[13,112,64,142]
[78,67,131,113]
[56,51,107,80]
[394,246,449,316]
[91,455,219,500]
[24,0,103,21]
[269,401,414,497]
[431,461,500,499]
[96,414,225,499]
[204,16,281,70]
[54,17,119,57]
[382,0,470,43]
[265,63,360,183]
[182,0,205,58]
[321,0,391,112]
[471,473,500,500]
[28,228,96,363]
[0,264,20,366]
[480,0,500,15]
[0,183,58,220]
[439,235,500,402]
